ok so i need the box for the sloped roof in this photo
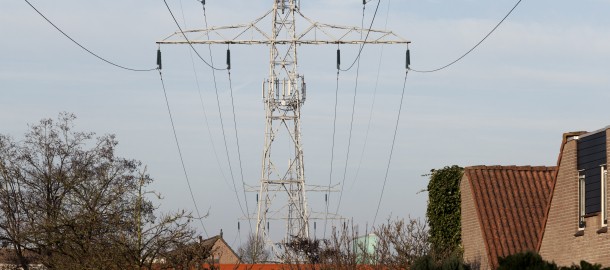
[464,165,556,268]
[200,235,222,249]
[201,235,240,263]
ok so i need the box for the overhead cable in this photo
[323,69,341,239]
[338,0,381,72]
[372,69,409,227]
[202,4,252,231]
[23,0,156,72]
[177,0,234,192]
[162,0,227,71]
[197,4,251,223]
[227,67,254,231]
[335,2,368,215]
[351,0,392,191]
[158,69,209,237]
[410,0,523,73]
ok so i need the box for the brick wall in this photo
[461,174,490,270]
[213,238,240,264]
[539,130,610,267]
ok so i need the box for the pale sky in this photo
[2,0,610,247]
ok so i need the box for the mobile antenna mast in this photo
[158,0,409,259]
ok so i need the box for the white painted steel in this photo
[158,0,408,260]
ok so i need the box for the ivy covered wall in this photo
[426,165,464,255]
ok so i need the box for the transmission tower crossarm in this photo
[245,183,339,192]
[158,9,274,45]
[158,0,410,260]
[296,10,410,45]
[157,9,409,46]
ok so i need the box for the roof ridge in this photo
[465,165,556,171]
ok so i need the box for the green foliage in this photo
[411,253,471,270]
[497,251,610,270]
[426,165,463,255]
[563,261,609,270]
[497,251,558,270]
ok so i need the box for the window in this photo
[577,131,607,215]
[579,172,586,229]
[602,165,608,227]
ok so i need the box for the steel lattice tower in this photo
[158,0,409,258]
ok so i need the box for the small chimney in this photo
[198,236,203,243]
[220,229,223,239]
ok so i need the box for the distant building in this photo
[200,233,240,265]
[461,127,610,269]
[353,233,378,264]
[157,231,240,269]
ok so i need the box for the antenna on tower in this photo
[158,0,409,261]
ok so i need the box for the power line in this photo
[23,0,156,72]
[227,69,253,231]
[157,69,209,237]
[200,2,252,232]
[162,0,227,71]
[334,3,367,215]
[410,0,523,73]
[372,70,409,227]
[193,5,250,224]
[351,0,392,191]
[178,0,233,192]
[323,69,341,239]
[338,0,381,72]
[326,0,378,239]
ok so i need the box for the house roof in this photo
[464,165,556,268]
[200,235,222,249]
[200,234,240,262]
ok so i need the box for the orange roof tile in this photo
[464,165,556,269]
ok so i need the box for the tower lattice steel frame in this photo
[158,0,409,258]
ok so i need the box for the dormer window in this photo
[579,172,586,229]
[602,165,608,227]
[576,131,607,223]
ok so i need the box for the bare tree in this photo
[158,236,215,270]
[238,234,270,263]
[0,113,199,269]
[283,236,323,265]
[374,217,430,269]
[275,217,430,269]
[318,223,361,270]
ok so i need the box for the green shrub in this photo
[497,251,557,270]
[411,253,471,270]
[497,251,610,270]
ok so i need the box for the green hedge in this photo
[497,252,610,270]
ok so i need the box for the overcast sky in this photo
[2,0,610,247]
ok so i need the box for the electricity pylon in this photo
[158,0,409,258]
